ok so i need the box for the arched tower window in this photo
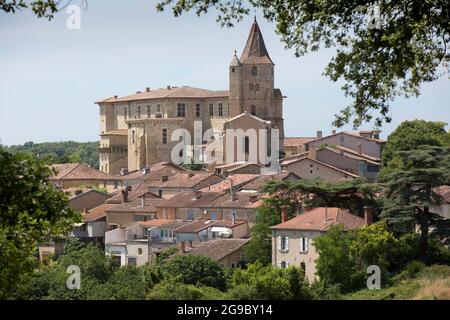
[251,66,257,76]
[255,83,259,91]
[250,105,256,115]
[249,83,254,91]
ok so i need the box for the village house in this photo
[66,188,113,212]
[49,163,114,190]
[174,219,249,242]
[238,171,300,192]
[72,203,117,245]
[105,191,162,227]
[147,171,223,199]
[283,137,315,157]
[271,207,371,282]
[214,162,263,176]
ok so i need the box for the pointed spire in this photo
[240,18,273,64]
[230,49,241,67]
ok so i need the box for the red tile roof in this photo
[284,137,316,147]
[96,86,228,103]
[50,163,112,180]
[200,174,260,192]
[175,238,251,261]
[271,207,366,231]
[83,204,118,222]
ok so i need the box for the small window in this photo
[249,83,254,91]
[196,104,201,117]
[244,136,250,153]
[300,237,309,252]
[158,190,162,197]
[177,103,185,117]
[132,130,136,144]
[250,105,256,115]
[147,105,151,118]
[280,261,287,269]
[128,257,137,265]
[300,262,306,273]
[218,103,223,117]
[280,236,289,251]
[255,83,259,91]
[157,104,161,113]
[124,107,127,119]
[137,106,141,118]
[231,67,235,72]
[187,211,194,220]
[138,248,143,255]
[209,103,214,117]
[251,66,257,76]
[162,128,167,144]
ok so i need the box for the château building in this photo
[96,19,285,174]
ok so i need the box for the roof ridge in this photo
[60,163,81,179]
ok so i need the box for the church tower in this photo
[229,18,284,142]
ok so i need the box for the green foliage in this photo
[314,225,354,291]
[155,246,179,265]
[381,146,450,261]
[156,0,450,128]
[0,147,81,299]
[4,141,100,168]
[226,262,311,300]
[147,278,225,300]
[261,178,379,217]
[380,120,450,177]
[161,255,226,289]
[1,0,58,19]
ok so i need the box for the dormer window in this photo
[251,66,257,76]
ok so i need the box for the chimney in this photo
[83,208,89,214]
[145,87,150,92]
[161,175,168,182]
[364,206,374,225]
[195,191,202,199]
[281,206,288,223]
[140,194,145,207]
[166,85,171,90]
[136,91,141,94]
[229,178,236,201]
[75,189,83,196]
[332,129,336,135]
[317,130,323,138]
[324,207,328,222]
[188,172,195,178]
[357,142,362,155]
[181,241,186,253]
[121,188,129,203]
[113,95,118,99]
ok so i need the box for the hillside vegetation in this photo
[3,141,99,168]
[346,265,450,300]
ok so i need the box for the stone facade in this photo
[96,20,284,174]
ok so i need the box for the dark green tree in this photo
[381,146,450,262]
[380,120,450,177]
[161,255,226,290]
[0,147,80,298]
[156,0,450,128]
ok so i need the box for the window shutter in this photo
[278,236,281,251]
[286,261,290,267]
[278,261,282,268]
[300,238,304,252]
[286,237,289,250]
[305,237,309,251]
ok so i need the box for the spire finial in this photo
[254,13,257,23]
[234,49,237,56]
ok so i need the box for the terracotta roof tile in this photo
[241,171,299,191]
[50,163,113,180]
[175,238,251,261]
[97,86,228,104]
[200,174,260,192]
[271,207,366,231]
[284,137,316,147]
[83,203,118,222]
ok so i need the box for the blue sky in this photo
[1,0,449,146]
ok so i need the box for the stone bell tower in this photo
[228,18,284,142]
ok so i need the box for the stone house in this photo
[50,163,114,189]
[67,189,113,212]
[271,207,370,282]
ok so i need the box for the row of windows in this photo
[279,261,306,272]
[279,236,309,252]
[118,103,228,119]
[249,83,260,91]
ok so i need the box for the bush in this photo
[161,255,226,290]
[147,279,225,300]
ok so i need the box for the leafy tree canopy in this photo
[0,147,80,299]
[381,120,450,167]
[0,0,58,19]
[157,0,450,128]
